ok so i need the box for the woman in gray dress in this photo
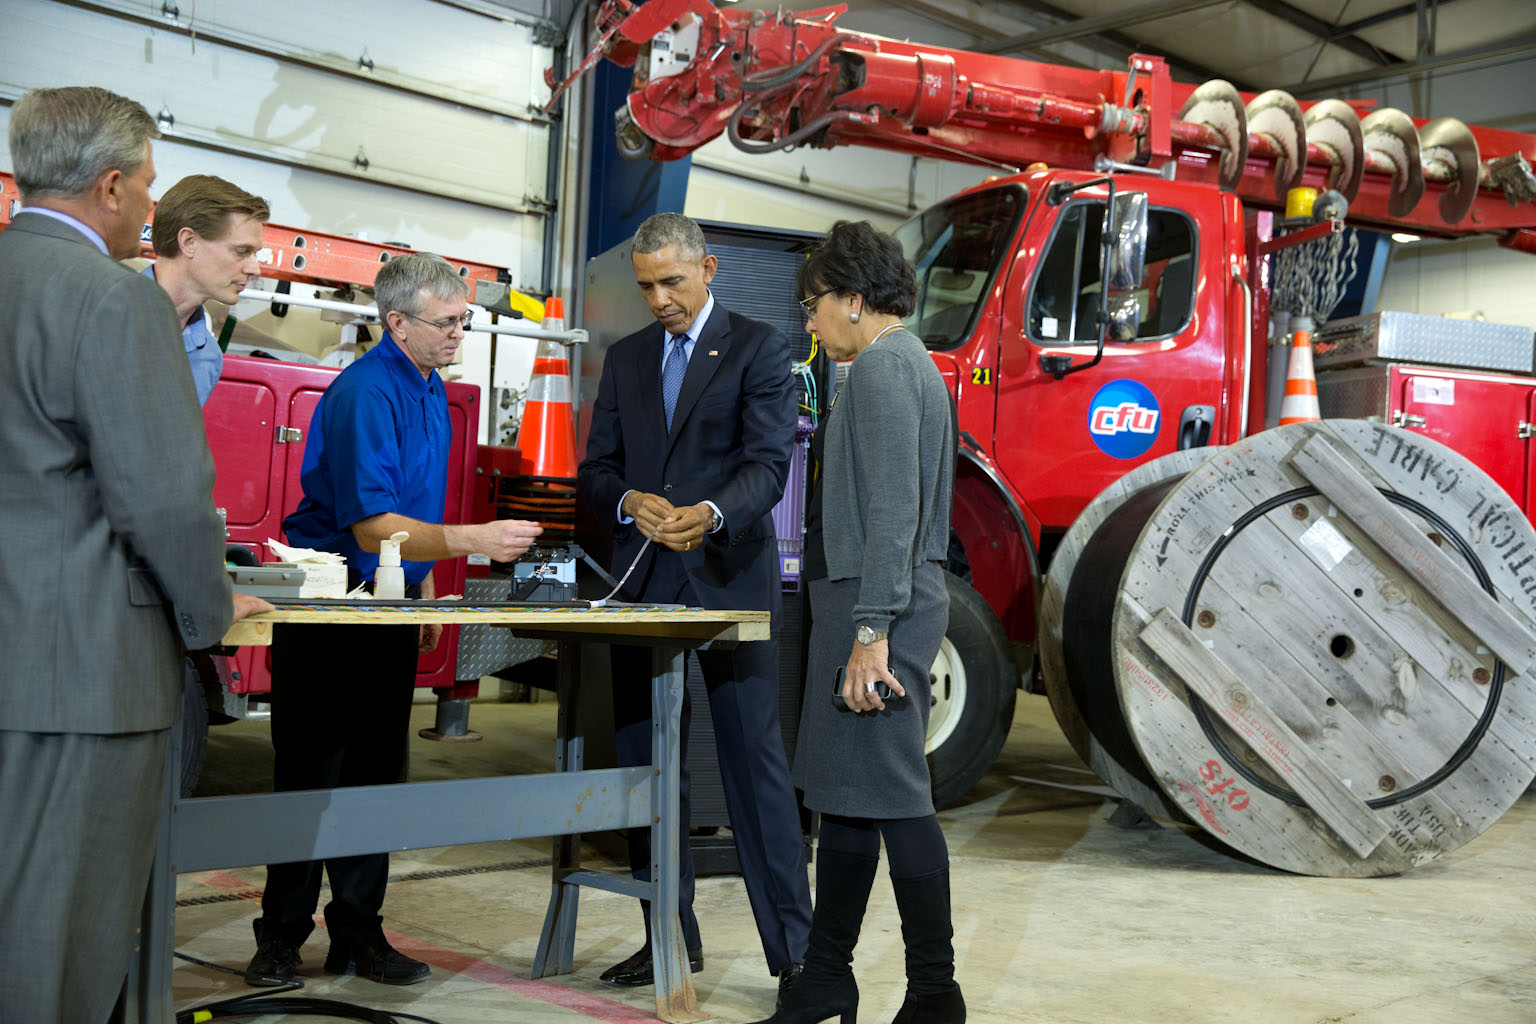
[753,221,961,1024]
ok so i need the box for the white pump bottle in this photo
[375,530,410,599]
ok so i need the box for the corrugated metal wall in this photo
[0,0,556,281]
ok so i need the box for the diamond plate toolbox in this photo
[453,577,553,679]
[1313,312,1536,374]
[1317,365,1394,420]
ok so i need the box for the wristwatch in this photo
[855,624,887,646]
[704,505,721,533]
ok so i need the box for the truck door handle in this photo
[1520,422,1536,439]
[1392,412,1427,429]
[275,426,304,443]
[1178,405,1215,450]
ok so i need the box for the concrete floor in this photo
[172,690,1536,1024]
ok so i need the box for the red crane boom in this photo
[551,0,1536,247]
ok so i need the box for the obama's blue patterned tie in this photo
[662,333,688,430]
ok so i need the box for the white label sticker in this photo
[1411,377,1455,405]
[1041,316,1058,338]
[467,553,491,566]
[1298,517,1353,571]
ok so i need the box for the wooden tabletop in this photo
[220,603,771,647]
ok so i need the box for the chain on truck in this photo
[548,0,1536,807]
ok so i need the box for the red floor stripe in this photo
[186,872,660,1021]
[384,928,662,1023]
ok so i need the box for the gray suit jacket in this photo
[821,327,955,632]
[0,213,233,734]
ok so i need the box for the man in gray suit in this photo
[0,86,270,1023]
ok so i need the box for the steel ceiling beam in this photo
[886,0,1064,43]
[1416,0,1436,60]
[1283,29,1536,94]
[980,0,1233,54]
[1240,0,1401,66]
[891,0,1244,88]
[1336,0,1458,36]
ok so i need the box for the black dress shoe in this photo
[324,936,431,986]
[599,944,704,987]
[776,963,805,1009]
[244,938,302,986]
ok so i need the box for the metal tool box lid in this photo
[1313,311,1536,375]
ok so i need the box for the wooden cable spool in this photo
[1041,421,1536,876]
[1040,449,1212,821]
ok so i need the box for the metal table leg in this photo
[139,623,724,1023]
[650,646,703,1021]
[535,641,583,976]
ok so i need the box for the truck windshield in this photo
[896,185,1024,351]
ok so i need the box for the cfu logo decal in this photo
[1088,379,1161,459]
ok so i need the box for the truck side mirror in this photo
[1038,293,1140,379]
[1105,191,1148,291]
[1037,182,1148,382]
[1105,293,1140,342]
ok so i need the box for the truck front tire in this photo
[179,656,210,798]
[927,572,1017,808]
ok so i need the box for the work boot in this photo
[748,847,879,1024]
[889,866,965,1024]
[324,932,431,985]
[243,938,302,986]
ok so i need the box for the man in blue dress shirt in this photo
[243,252,542,986]
[143,174,269,405]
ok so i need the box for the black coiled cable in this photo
[173,950,444,1024]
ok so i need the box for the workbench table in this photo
[127,602,769,1023]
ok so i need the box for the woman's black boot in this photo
[888,866,965,1024]
[747,848,879,1024]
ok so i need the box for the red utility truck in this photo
[553,0,1536,804]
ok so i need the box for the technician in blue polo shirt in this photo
[243,252,542,989]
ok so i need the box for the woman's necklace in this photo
[832,323,905,415]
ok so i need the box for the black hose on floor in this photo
[173,950,445,1024]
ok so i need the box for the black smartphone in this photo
[832,665,904,710]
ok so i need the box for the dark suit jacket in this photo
[0,213,233,734]
[579,300,796,611]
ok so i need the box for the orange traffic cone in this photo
[504,298,578,545]
[514,297,578,479]
[1277,329,1321,425]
